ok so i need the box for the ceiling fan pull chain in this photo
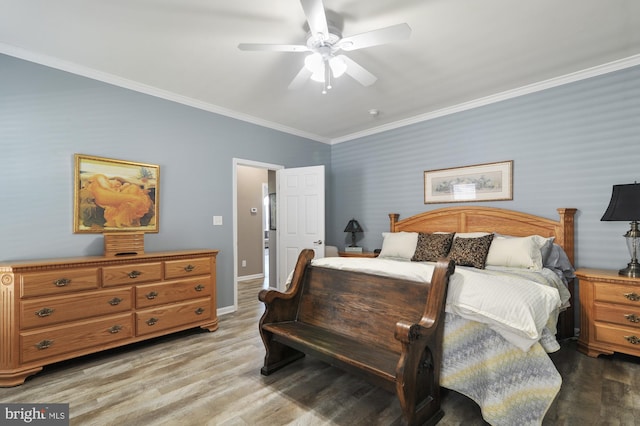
[323,58,330,94]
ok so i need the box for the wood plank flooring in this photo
[2,278,639,425]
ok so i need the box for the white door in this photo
[277,165,325,290]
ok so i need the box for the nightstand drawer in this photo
[593,302,640,328]
[594,282,640,306]
[593,322,640,356]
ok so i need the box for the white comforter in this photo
[310,257,570,352]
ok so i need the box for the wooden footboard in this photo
[258,249,455,426]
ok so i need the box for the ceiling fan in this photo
[238,0,411,94]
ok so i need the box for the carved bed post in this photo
[395,258,455,426]
[389,213,400,232]
[258,249,315,375]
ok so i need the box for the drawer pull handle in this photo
[35,340,53,350]
[625,314,640,323]
[128,270,142,279]
[195,307,205,315]
[35,307,55,317]
[624,292,640,302]
[53,278,71,287]
[108,325,123,334]
[108,297,123,306]
[146,317,158,326]
[194,284,205,292]
[146,291,158,300]
[625,335,640,345]
[184,264,196,272]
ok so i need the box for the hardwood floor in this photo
[2,278,640,425]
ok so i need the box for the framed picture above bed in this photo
[74,154,159,233]
[424,160,513,204]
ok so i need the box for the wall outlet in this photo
[241,260,246,267]
[213,216,223,226]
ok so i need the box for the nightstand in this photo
[338,251,379,258]
[576,268,640,358]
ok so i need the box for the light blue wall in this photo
[329,65,640,271]
[0,54,331,309]
[3,52,639,311]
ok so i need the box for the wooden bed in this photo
[261,206,577,425]
[389,206,577,339]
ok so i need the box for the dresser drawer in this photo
[136,298,211,335]
[164,258,211,279]
[593,322,640,356]
[594,282,640,307]
[21,288,133,330]
[20,268,99,298]
[135,277,212,308]
[102,262,162,287]
[593,302,640,329]
[21,313,134,363]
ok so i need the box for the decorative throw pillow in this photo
[412,233,455,262]
[447,234,494,269]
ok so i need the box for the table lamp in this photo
[601,182,640,277]
[344,218,363,248]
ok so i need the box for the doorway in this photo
[233,159,283,312]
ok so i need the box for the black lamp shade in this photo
[344,219,363,233]
[601,183,640,221]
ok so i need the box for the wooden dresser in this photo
[576,268,640,357]
[0,249,218,386]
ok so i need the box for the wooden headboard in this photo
[389,207,577,265]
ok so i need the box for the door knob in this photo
[313,240,323,245]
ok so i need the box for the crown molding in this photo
[330,54,640,144]
[0,43,330,144]
[2,42,638,146]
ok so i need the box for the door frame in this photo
[232,158,284,311]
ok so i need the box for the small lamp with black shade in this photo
[344,218,363,253]
[601,182,640,277]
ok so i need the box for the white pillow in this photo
[453,232,491,239]
[485,235,550,270]
[378,232,418,260]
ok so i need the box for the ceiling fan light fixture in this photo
[304,53,324,82]
[329,56,346,78]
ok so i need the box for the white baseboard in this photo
[217,305,236,316]
[237,273,264,282]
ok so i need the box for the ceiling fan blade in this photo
[300,0,329,38]
[339,23,411,51]
[339,55,377,87]
[288,66,313,90]
[238,43,309,52]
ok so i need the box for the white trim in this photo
[0,43,329,144]
[3,42,638,145]
[330,54,640,144]
[237,273,264,282]
[232,158,284,314]
[217,306,235,317]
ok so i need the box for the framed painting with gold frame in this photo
[74,154,159,233]
[424,160,513,204]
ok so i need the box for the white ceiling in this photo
[1,0,639,144]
